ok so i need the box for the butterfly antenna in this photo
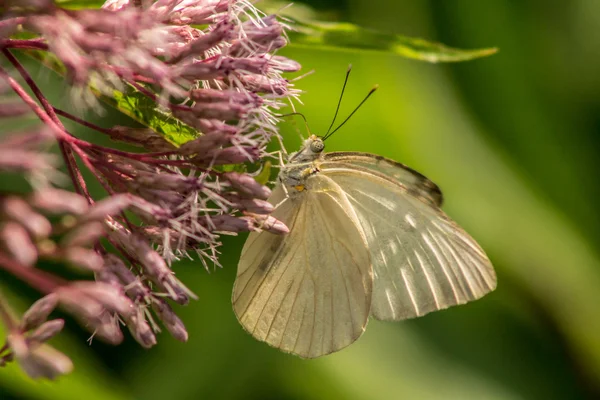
[277,112,313,136]
[325,64,353,136]
[323,84,378,141]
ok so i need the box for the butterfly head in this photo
[289,134,325,163]
[308,135,325,153]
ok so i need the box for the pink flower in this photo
[0,0,300,379]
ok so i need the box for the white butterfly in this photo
[232,133,496,358]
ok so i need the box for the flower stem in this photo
[0,290,17,331]
[2,49,63,128]
[0,50,94,202]
[53,107,113,135]
[0,39,49,51]
[0,252,65,294]
[127,79,190,112]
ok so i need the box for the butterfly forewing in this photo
[319,152,497,321]
[323,152,444,207]
[233,175,372,358]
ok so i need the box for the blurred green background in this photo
[3,0,600,399]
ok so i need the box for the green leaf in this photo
[264,2,497,62]
[106,86,199,147]
[56,0,105,9]
[20,49,67,77]
[287,20,497,62]
[253,160,272,185]
[22,49,199,147]
[215,164,247,174]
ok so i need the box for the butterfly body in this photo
[277,136,324,195]
[232,135,496,358]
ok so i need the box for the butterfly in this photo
[232,70,496,358]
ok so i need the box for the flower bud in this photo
[191,101,252,121]
[0,150,56,174]
[8,332,73,380]
[223,194,274,214]
[60,221,105,248]
[82,194,133,222]
[172,20,232,61]
[109,230,195,305]
[103,254,151,302]
[151,299,188,342]
[178,131,234,156]
[63,247,104,272]
[21,294,59,332]
[29,188,89,215]
[0,197,51,239]
[28,319,65,344]
[250,214,289,235]
[94,313,124,345]
[107,126,177,151]
[71,281,134,318]
[126,311,157,349]
[210,215,254,233]
[192,146,261,166]
[222,172,271,200]
[0,222,38,267]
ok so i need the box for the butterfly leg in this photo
[263,147,287,172]
[275,134,289,157]
[277,173,291,200]
[251,196,289,231]
[271,195,289,212]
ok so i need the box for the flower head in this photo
[0,0,300,379]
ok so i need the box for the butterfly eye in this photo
[310,139,325,153]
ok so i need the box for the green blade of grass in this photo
[287,20,498,62]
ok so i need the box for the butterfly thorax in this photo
[278,135,325,196]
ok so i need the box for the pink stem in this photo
[0,252,65,294]
[59,142,92,200]
[0,39,49,51]
[2,49,63,128]
[53,107,113,135]
[79,141,179,160]
[127,79,191,112]
[0,50,93,202]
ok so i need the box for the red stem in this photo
[58,141,92,200]
[53,107,113,135]
[2,49,63,128]
[53,109,180,159]
[0,61,69,141]
[107,65,157,84]
[127,79,191,112]
[0,252,66,294]
[78,140,179,160]
[0,50,98,203]
[0,39,49,51]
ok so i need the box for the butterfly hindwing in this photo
[320,153,497,321]
[233,177,373,358]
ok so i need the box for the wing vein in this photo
[414,248,441,309]
[400,269,419,315]
[279,269,306,348]
[253,242,302,335]
[424,229,461,303]
[316,194,361,339]
[235,206,301,307]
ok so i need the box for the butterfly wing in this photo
[320,152,497,321]
[233,175,372,358]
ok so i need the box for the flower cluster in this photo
[0,0,299,379]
